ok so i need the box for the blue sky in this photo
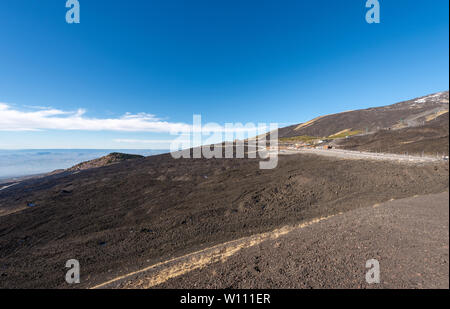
[0,0,448,149]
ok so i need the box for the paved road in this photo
[93,192,449,289]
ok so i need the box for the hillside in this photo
[336,112,449,155]
[278,91,449,156]
[67,152,144,172]
[279,91,449,139]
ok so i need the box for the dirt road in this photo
[279,148,442,163]
[107,192,448,289]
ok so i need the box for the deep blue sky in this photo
[0,0,448,149]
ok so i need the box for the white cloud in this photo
[0,103,191,133]
[0,103,275,140]
[114,139,189,144]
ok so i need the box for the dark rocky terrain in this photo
[152,192,449,289]
[67,152,144,172]
[336,113,449,156]
[0,152,448,288]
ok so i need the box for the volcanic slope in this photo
[278,91,449,139]
[336,112,449,156]
[0,152,448,288]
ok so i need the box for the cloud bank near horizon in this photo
[0,103,273,136]
[0,103,192,133]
